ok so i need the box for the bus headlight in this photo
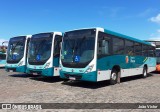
[44,62,50,69]
[85,65,94,73]
[18,61,23,67]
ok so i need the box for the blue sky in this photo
[0,0,160,43]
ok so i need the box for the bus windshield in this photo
[7,36,26,63]
[61,29,96,68]
[28,33,53,65]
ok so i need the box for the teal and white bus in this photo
[5,35,31,72]
[26,32,62,77]
[145,40,160,72]
[0,42,8,67]
[60,27,156,84]
[0,52,6,67]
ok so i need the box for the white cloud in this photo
[150,13,160,24]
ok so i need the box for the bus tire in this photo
[27,73,33,76]
[142,67,147,78]
[110,70,118,85]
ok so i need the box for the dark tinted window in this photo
[134,43,142,56]
[98,32,111,58]
[142,45,148,56]
[28,33,53,65]
[54,35,62,57]
[125,40,134,55]
[7,36,26,63]
[0,54,6,60]
[148,46,155,57]
[61,29,96,68]
[113,38,124,54]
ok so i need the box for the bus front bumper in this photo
[26,67,54,77]
[41,67,54,77]
[16,65,26,73]
[26,68,42,75]
[60,71,97,82]
[5,66,17,72]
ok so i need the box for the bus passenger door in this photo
[53,35,62,76]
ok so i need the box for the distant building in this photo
[0,41,8,53]
[145,39,160,48]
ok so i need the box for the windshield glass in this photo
[7,36,26,63]
[61,29,96,68]
[28,33,53,65]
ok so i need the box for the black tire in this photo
[26,73,34,77]
[110,70,118,85]
[142,67,147,78]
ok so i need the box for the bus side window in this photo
[0,54,6,60]
[98,32,110,58]
[26,38,30,55]
[99,40,109,55]
[54,35,62,58]
[125,40,134,55]
[134,43,142,56]
[148,46,155,57]
[113,37,125,54]
[142,45,148,56]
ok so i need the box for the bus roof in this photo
[10,35,31,39]
[64,27,152,46]
[103,28,152,46]
[32,32,62,35]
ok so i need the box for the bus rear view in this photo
[26,32,62,77]
[5,35,31,72]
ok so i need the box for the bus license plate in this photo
[69,77,75,80]
[32,73,38,75]
[9,70,13,72]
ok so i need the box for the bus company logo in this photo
[126,56,129,63]
[71,69,74,72]
[2,104,11,109]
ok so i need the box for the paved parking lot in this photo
[0,68,160,111]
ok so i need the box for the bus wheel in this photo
[110,70,118,85]
[142,67,147,78]
[26,73,33,77]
